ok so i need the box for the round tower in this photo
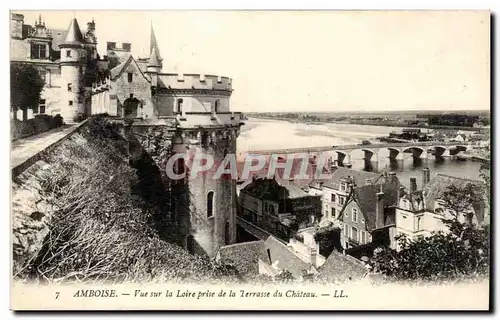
[161,74,240,258]
[59,18,86,123]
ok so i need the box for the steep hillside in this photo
[12,115,239,284]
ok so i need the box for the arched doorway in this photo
[123,95,141,118]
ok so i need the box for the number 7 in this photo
[55,292,60,299]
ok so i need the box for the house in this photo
[258,235,321,279]
[393,173,489,250]
[452,133,467,143]
[316,250,368,283]
[337,173,402,251]
[215,240,265,276]
[309,167,394,227]
[238,176,322,241]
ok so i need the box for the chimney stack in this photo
[310,245,318,268]
[410,177,417,193]
[376,184,385,229]
[422,168,430,186]
[366,178,372,185]
[397,185,405,205]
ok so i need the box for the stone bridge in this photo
[244,141,471,166]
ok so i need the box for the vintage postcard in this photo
[10,10,491,311]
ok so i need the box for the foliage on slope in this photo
[15,115,240,284]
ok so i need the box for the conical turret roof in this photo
[150,23,162,61]
[62,18,84,45]
[148,46,162,67]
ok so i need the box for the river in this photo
[237,118,484,189]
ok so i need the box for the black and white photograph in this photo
[9,9,491,310]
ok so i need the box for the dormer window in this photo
[340,182,347,191]
[31,43,47,59]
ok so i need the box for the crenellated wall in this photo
[158,73,232,92]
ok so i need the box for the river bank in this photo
[249,116,485,132]
[237,118,485,188]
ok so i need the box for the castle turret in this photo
[146,46,161,86]
[59,18,86,122]
[145,24,162,88]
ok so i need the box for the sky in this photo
[16,10,490,113]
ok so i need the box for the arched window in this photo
[177,98,183,114]
[215,99,220,113]
[173,157,185,175]
[207,191,214,218]
[225,221,230,245]
[186,235,194,254]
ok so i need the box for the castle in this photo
[10,13,244,258]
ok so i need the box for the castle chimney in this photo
[310,245,318,268]
[410,177,417,193]
[376,184,385,229]
[422,168,430,186]
[87,19,95,32]
[11,13,24,39]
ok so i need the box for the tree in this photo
[369,183,490,281]
[479,162,490,201]
[440,183,480,224]
[370,221,489,281]
[11,63,45,120]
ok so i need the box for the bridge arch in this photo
[402,146,425,159]
[387,147,403,160]
[449,145,468,156]
[335,150,351,166]
[431,146,447,157]
[361,148,377,161]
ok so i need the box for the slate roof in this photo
[240,176,312,200]
[50,28,68,51]
[347,180,401,231]
[423,173,488,223]
[236,156,326,184]
[278,181,310,199]
[317,250,367,283]
[216,240,265,276]
[322,167,383,190]
[62,19,84,45]
[260,236,316,279]
[109,55,151,82]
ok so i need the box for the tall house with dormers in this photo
[10,13,98,122]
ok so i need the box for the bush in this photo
[53,114,64,127]
[73,113,87,123]
[11,113,65,141]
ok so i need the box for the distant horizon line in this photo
[241,109,491,114]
